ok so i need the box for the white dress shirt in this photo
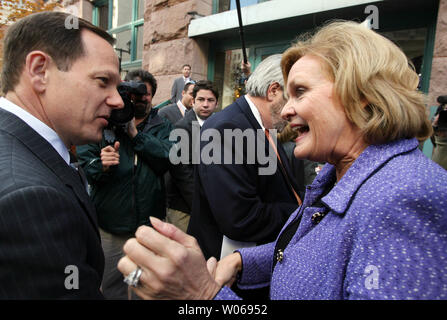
[194,111,205,127]
[183,76,191,84]
[244,95,265,131]
[0,97,70,164]
[176,100,187,116]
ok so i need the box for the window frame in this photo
[212,0,269,14]
[93,0,144,70]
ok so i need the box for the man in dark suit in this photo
[187,55,301,263]
[159,81,195,125]
[170,64,193,104]
[166,80,219,232]
[0,12,123,299]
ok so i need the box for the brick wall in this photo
[429,0,447,106]
[143,0,212,105]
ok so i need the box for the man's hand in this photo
[241,60,251,76]
[100,141,120,171]
[117,217,222,300]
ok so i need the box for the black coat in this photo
[164,109,198,214]
[0,108,104,299]
[187,97,300,259]
[158,102,184,125]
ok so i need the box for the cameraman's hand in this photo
[127,118,138,138]
[101,141,120,171]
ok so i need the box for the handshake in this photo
[117,217,242,300]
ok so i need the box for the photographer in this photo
[77,69,174,299]
[431,95,447,170]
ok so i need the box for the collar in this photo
[177,100,187,116]
[194,111,205,127]
[312,138,420,214]
[0,97,70,165]
[244,95,265,131]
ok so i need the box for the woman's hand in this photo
[207,253,242,288]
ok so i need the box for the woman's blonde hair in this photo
[281,21,432,144]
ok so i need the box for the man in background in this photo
[188,54,300,270]
[171,64,193,104]
[159,81,195,125]
[187,55,301,299]
[167,80,219,232]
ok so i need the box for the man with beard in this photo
[187,55,301,299]
[76,69,174,299]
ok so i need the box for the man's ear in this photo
[25,51,50,93]
[267,82,281,101]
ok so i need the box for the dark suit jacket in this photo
[187,97,300,259]
[158,103,183,125]
[170,77,192,104]
[164,109,198,214]
[0,108,104,299]
[175,108,200,147]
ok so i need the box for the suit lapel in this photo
[185,109,198,132]
[176,106,183,120]
[235,97,263,130]
[0,109,100,238]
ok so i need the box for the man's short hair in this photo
[1,11,115,94]
[183,81,195,92]
[182,64,191,69]
[245,54,283,98]
[192,80,219,101]
[125,69,157,96]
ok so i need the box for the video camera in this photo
[434,95,447,132]
[109,81,147,127]
[104,81,147,144]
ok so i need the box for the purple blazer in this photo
[215,138,447,300]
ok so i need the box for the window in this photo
[214,0,270,14]
[93,0,144,75]
[213,48,250,110]
[211,43,287,110]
